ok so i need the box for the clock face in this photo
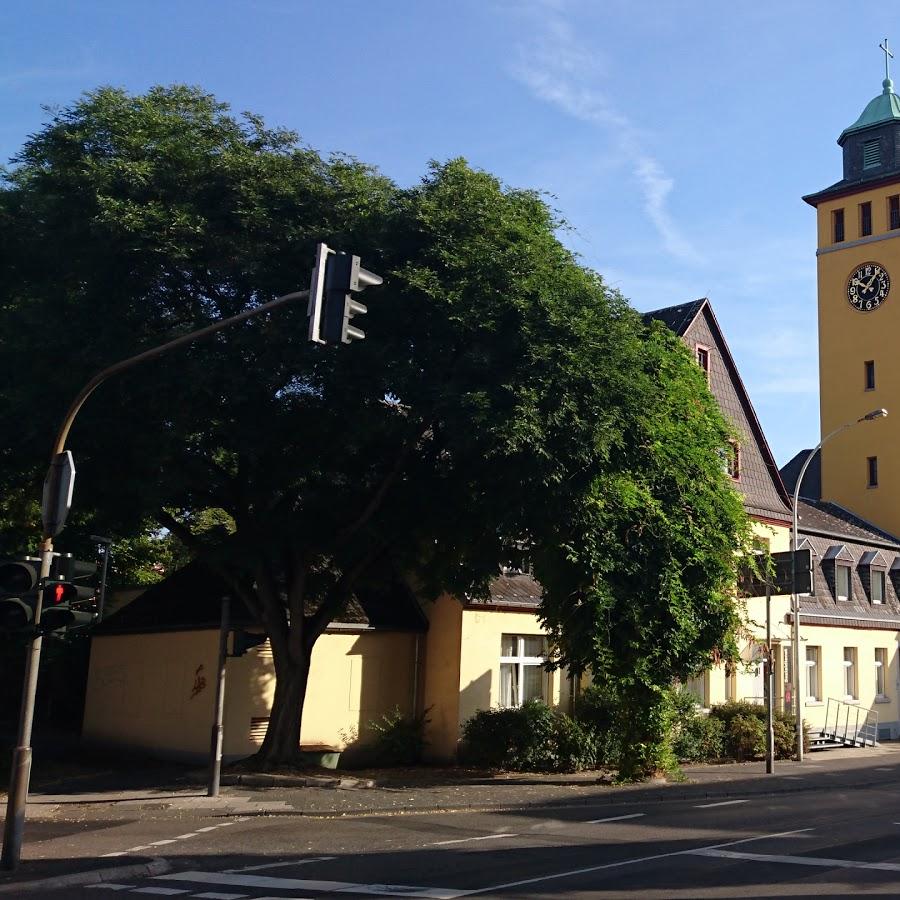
[847,262,890,312]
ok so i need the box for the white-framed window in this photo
[500,634,546,707]
[836,564,851,601]
[875,647,888,697]
[685,672,709,707]
[843,647,858,700]
[872,569,886,604]
[806,646,821,702]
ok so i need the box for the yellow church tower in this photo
[804,41,900,535]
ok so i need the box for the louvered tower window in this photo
[863,139,881,169]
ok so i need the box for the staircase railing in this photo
[822,698,878,747]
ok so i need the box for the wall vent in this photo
[250,716,270,742]
[864,139,881,169]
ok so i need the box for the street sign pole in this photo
[208,597,230,798]
[1,541,52,870]
[765,576,774,774]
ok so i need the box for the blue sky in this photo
[3,0,896,464]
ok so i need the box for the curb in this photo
[221,773,375,789]
[0,857,171,894]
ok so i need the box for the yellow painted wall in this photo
[795,625,899,735]
[421,596,567,761]
[814,180,900,533]
[84,628,418,761]
[421,593,462,762]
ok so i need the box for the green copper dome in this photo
[839,78,900,142]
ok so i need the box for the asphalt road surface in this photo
[48,776,900,898]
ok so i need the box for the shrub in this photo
[709,700,808,760]
[728,714,765,761]
[572,684,620,766]
[673,713,725,762]
[461,701,598,772]
[368,706,431,766]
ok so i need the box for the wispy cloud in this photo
[509,6,703,265]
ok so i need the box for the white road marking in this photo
[690,847,900,872]
[876,767,894,771]
[153,871,463,898]
[586,813,646,824]
[224,856,337,873]
[462,827,814,896]
[132,889,190,896]
[85,887,134,892]
[192,893,249,899]
[429,833,517,846]
[694,799,750,808]
[101,819,244,857]
[782,776,804,780]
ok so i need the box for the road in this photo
[44,772,900,898]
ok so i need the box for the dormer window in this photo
[863,139,881,169]
[824,544,855,602]
[860,550,888,604]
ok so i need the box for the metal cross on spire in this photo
[880,37,894,81]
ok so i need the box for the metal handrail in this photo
[820,698,878,747]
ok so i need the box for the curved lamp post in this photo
[791,407,888,761]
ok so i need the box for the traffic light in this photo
[321,250,382,345]
[0,559,41,632]
[42,555,97,630]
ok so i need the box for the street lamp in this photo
[791,407,888,761]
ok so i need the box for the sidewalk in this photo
[3,744,900,892]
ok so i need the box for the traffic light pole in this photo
[208,597,229,798]
[0,288,309,870]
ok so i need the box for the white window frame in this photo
[499,634,546,708]
[843,647,858,701]
[836,564,851,601]
[875,648,887,698]
[871,568,886,604]
[806,646,821,703]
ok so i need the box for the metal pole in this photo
[92,537,112,622]
[208,596,229,798]
[765,576,774,774]
[790,409,887,763]
[0,288,310,870]
[1,540,52,870]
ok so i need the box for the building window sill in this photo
[806,700,823,706]
[875,695,892,704]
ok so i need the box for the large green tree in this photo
[0,86,750,770]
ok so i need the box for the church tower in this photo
[804,41,900,535]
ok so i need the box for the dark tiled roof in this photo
[797,499,900,547]
[467,573,542,609]
[642,299,707,336]
[780,449,821,500]
[95,559,428,635]
[646,298,792,522]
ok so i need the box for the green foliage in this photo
[0,84,751,768]
[673,713,725,763]
[367,706,430,766]
[461,701,598,773]
[708,700,806,761]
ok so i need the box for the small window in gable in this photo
[865,360,876,390]
[726,440,740,480]
[696,345,710,381]
[868,456,879,488]
[863,139,881,170]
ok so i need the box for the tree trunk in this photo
[252,653,312,768]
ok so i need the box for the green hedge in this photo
[460,700,598,772]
